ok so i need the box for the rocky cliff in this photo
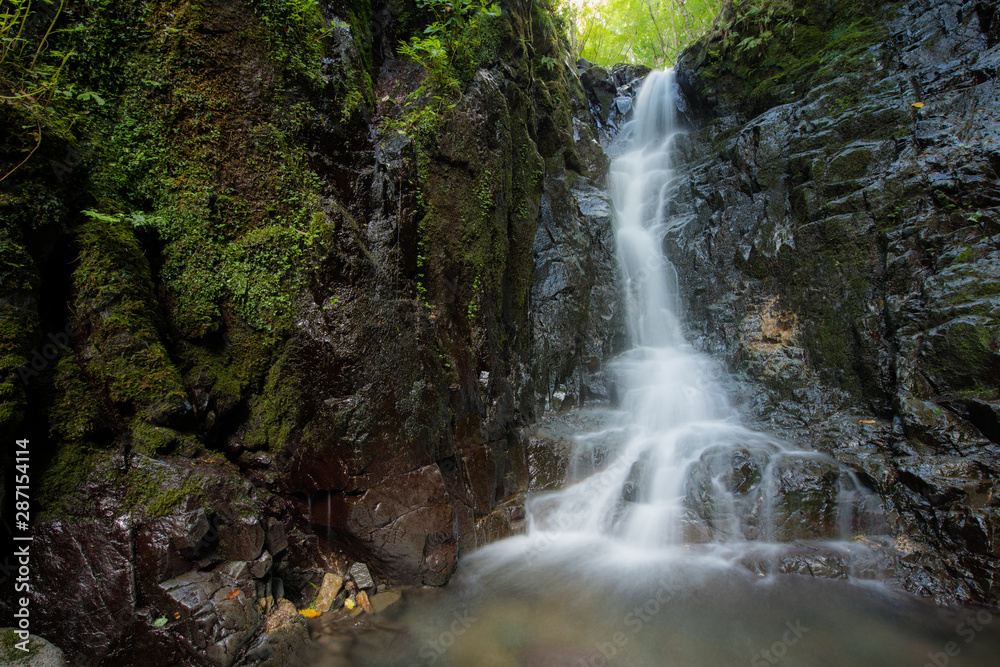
[671,0,1000,605]
[0,0,624,664]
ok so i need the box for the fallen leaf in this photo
[299,608,321,618]
[174,613,180,619]
[225,589,241,600]
[860,419,876,424]
[153,617,168,627]
[357,590,373,614]
[344,597,356,610]
[911,102,925,108]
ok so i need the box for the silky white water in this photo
[347,71,1000,667]
[511,69,879,560]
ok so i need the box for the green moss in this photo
[36,442,109,520]
[122,462,207,517]
[824,147,873,181]
[72,211,189,419]
[695,1,890,115]
[0,628,39,660]
[925,319,1000,392]
[244,346,302,453]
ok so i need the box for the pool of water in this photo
[344,543,1000,666]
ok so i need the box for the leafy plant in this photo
[393,0,500,136]
[568,0,723,68]
[0,0,103,182]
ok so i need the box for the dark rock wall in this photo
[672,0,1000,604]
[0,0,622,663]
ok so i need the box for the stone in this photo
[263,600,300,632]
[0,631,66,666]
[347,563,374,591]
[312,573,344,612]
[263,518,287,556]
[217,517,265,562]
[216,560,252,581]
[159,571,262,667]
[249,551,273,579]
[270,577,285,602]
[369,590,402,614]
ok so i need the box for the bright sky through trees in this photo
[563,0,723,68]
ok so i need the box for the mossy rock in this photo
[924,318,1000,394]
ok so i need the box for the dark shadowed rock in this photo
[158,571,262,667]
[348,562,375,591]
[670,0,1000,603]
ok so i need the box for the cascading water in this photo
[354,72,1000,667]
[523,69,881,563]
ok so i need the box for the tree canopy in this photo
[565,0,723,68]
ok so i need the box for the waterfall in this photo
[360,71,1000,667]
[518,70,882,559]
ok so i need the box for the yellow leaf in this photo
[344,598,356,610]
[911,102,925,108]
[225,589,241,600]
[299,608,321,618]
[860,419,876,424]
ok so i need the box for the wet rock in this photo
[246,600,310,667]
[0,631,67,666]
[347,563,375,590]
[217,517,265,562]
[22,518,136,666]
[684,443,775,538]
[621,451,652,503]
[369,589,402,614]
[667,0,1000,604]
[579,63,617,123]
[532,176,625,415]
[136,510,214,586]
[271,578,284,602]
[770,456,842,541]
[263,518,287,556]
[241,619,309,667]
[159,571,262,667]
[249,551,273,579]
[313,573,345,612]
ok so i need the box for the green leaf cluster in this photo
[566,0,723,68]
[0,0,104,181]
[394,0,501,135]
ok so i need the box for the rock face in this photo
[669,0,1000,604]
[0,0,623,664]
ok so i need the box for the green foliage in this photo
[0,0,104,181]
[247,0,330,80]
[696,0,888,111]
[394,0,501,135]
[711,0,802,62]
[569,0,723,67]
